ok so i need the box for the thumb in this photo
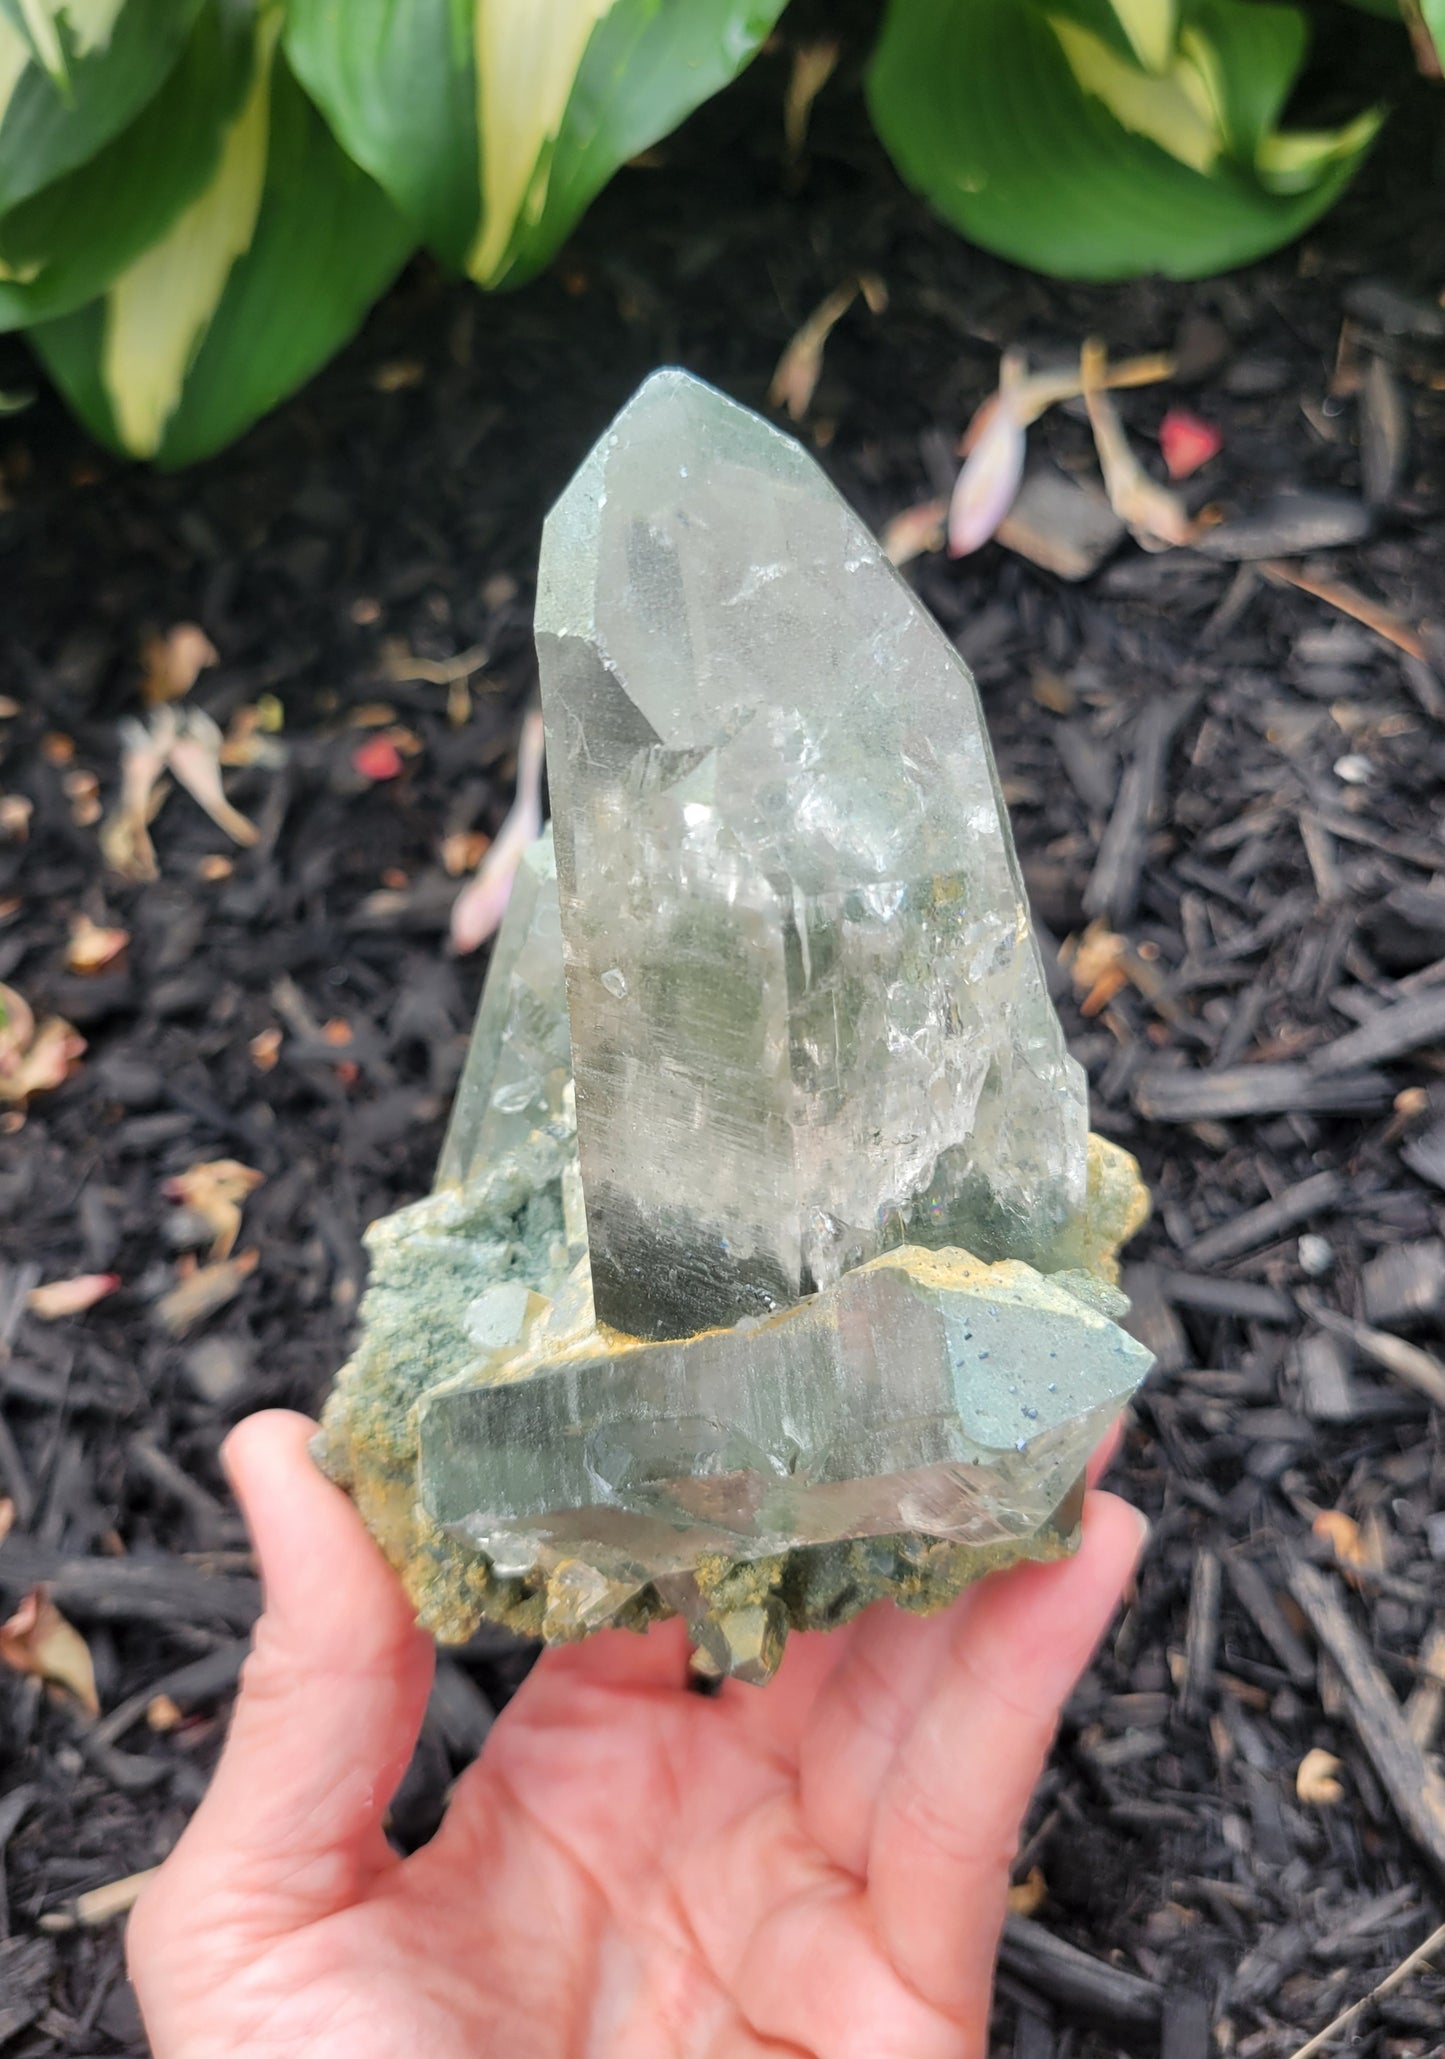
[130,1412,433,1968]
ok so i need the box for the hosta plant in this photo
[0,0,786,463]
[0,0,1417,463]
[867,0,1388,281]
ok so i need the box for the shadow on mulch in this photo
[2,12,1445,2056]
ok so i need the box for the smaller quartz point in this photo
[435,827,571,1190]
[418,1248,1149,1577]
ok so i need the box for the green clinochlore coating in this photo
[316,1115,1144,1666]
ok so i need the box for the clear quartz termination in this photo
[536,368,1090,1341]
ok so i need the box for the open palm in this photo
[129,1412,1144,2059]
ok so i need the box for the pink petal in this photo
[948,396,1027,557]
[1158,407,1222,481]
[450,711,546,955]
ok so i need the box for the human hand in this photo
[128,1411,1145,2059]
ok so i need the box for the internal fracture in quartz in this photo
[318,370,1153,1682]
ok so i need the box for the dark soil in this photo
[2,12,1445,2055]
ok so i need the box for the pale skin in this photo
[128,1411,1146,2059]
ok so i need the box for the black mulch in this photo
[3,16,1445,2057]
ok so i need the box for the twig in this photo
[38,1866,158,1932]
[1261,560,1427,661]
[1285,1557,1445,1880]
[1285,1917,1445,2059]
[1298,1293,1445,1412]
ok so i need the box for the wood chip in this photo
[1285,1557,1445,1880]
[1310,986,1445,1073]
[1182,1170,1345,1268]
[1135,1062,1392,1122]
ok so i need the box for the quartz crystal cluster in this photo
[319,370,1153,1682]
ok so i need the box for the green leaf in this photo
[0,0,256,333]
[287,0,785,288]
[1421,0,1445,63]
[283,0,480,266]
[866,0,1382,282]
[0,0,203,215]
[477,0,788,288]
[30,47,414,463]
[1044,0,1180,72]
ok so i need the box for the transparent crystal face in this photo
[537,369,1089,1339]
[436,830,571,1190]
[418,1249,1148,1581]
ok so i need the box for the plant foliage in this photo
[0,0,1417,461]
[867,0,1385,281]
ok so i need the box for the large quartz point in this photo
[538,369,1090,1340]
[317,370,1152,1684]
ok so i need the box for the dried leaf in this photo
[0,1591,99,1717]
[451,710,546,954]
[1064,919,1130,1016]
[62,769,101,827]
[167,709,259,848]
[0,989,85,1106]
[371,359,425,393]
[1313,1507,1374,1575]
[784,37,840,158]
[162,1160,264,1260]
[768,275,887,423]
[146,1694,183,1733]
[441,830,490,877]
[101,713,173,882]
[1081,341,1197,551]
[1296,1747,1345,1806]
[0,795,32,842]
[381,641,488,687]
[155,1249,259,1337]
[219,705,288,770]
[1007,1867,1048,1916]
[26,1274,120,1320]
[879,497,947,567]
[249,1027,282,1072]
[140,624,218,707]
[0,981,35,1065]
[65,914,129,975]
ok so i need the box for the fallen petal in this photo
[140,623,218,707]
[26,1274,121,1320]
[0,1591,99,1717]
[767,275,884,423]
[155,1248,259,1337]
[0,1015,86,1104]
[168,711,259,848]
[0,981,36,1072]
[353,735,405,781]
[1295,1747,1345,1806]
[65,914,129,975]
[162,1160,264,1260]
[1081,342,1197,551]
[1158,407,1222,480]
[450,710,546,954]
[947,393,1027,556]
[879,496,947,567]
